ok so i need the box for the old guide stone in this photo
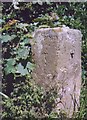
[32,27,82,117]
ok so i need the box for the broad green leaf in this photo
[6,59,16,65]
[26,62,35,71]
[16,63,28,76]
[23,38,30,44]
[17,47,29,59]
[4,65,16,75]
[0,34,16,43]
[4,59,16,75]
[20,38,30,46]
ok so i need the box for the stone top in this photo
[34,27,82,35]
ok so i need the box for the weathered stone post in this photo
[32,27,82,117]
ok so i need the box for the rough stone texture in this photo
[32,27,82,117]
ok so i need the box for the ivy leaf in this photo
[20,38,29,46]
[16,63,28,76]
[4,65,16,75]
[17,47,29,59]
[23,38,30,45]
[6,59,16,65]
[26,62,35,71]
[0,34,16,43]
[4,59,16,75]
[4,65,15,75]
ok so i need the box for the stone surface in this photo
[32,27,82,117]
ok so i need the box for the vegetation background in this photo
[0,2,87,119]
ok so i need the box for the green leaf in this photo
[4,59,16,75]
[6,59,16,65]
[16,63,28,76]
[4,65,16,75]
[0,34,16,43]
[20,38,29,46]
[17,47,29,59]
[26,62,35,71]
